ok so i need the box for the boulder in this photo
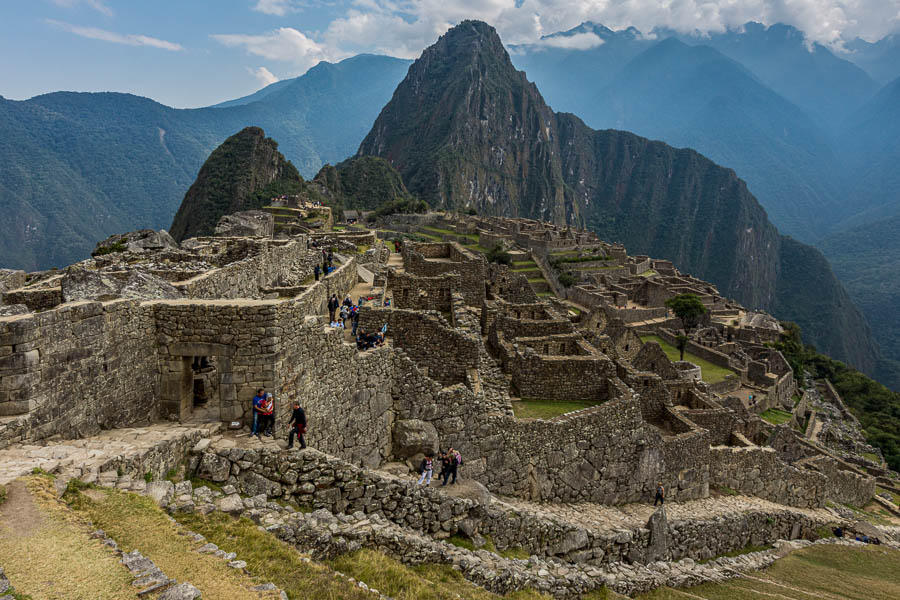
[93,229,178,255]
[120,271,182,300]
[196,453,231,482]
[0,269,26,294]
[158,582,202,600]
[216,494,245,514]
[61,267,122,302]
[238,471,280,498]
[392,419,439,459]
[646,507,669,561]
[214,211,274,238]
[439,479,493,506]
[145,481,175,507]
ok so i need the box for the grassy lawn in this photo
[527,277,548,283]
[639,335,735,384]
[876,486,899,504]
[511,398,600,420]
[638,543,900,600]
[863,452,882,463]
[66,485,280,600]
[760,408,793,426]
[422,226,479,242]
[639,270,658,277]
[0,477,136,600]
[536,291,556,297]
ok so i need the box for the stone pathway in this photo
[0,423,217,485]
[496,493,838,538]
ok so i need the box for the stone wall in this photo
[799,455,875,508]
[387,271,456,313]
[358,307,480,388]
[174,239,317,299]
[709,446,825,508]
[403,243,486,306]
[0,300,158,447]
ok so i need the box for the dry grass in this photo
[67,485,278,600]
[328,549,553,600]
[511,398,600,420]
[638,543,900,600]
[177,511,375,600]
[0,477,135,600]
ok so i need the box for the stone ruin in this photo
[0,211,894,597]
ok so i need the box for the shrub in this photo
[558,272,576,287]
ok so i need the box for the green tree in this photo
[485,244,511,265]
[665,293,708,333]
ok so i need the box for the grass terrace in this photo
[639,335,735,384]
[421,226,479,242]
[760,408,793,426]
[635,543,900,600]
[511,398,600,420]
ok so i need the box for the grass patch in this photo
[66,486,276,600]
[188,476,225,494]
[329,549,550,600]
[499,546,531,560]
[175,511,374,600]
[760,408,793,426]
[716,486,739,496]
[0,477,136,599]
[639,335,735,384]
[639,270,658,277]
[863,452,882,463]
[447,533,476,551]
[536,291,555,297]
[0,483,5,506]
[511,398,600,420]
[422,226,479,242]
[638,543,900,600]
[876,486,899,504]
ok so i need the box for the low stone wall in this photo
[709,446,825,508]
[2,286,63,312]
[800,455,875,508]
[192,444,832,569]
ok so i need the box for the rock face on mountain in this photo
[358,20,878,375]
[170,127,306,241]
[312,156,414,211]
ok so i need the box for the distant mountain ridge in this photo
[0,54,410,271]
[358,19,879,376]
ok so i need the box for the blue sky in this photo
[2,0,899,108]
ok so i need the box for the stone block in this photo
[145,481,175,507]
[196,453,232,482]
[392,419,439,459]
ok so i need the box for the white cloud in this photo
[536,31,604,50]
[46,19,184,51]
[49,0,113,17]
[252,0,294,16]
[248,66,280,86]
[213,27,346,72]
[313,0,900,61]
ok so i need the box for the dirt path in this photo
[0,477,136,599]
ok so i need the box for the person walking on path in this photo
[314,264,320,281]
[417,453,434,485]
[250,388,265,436]
[654,482,665,506]
[328,294,339,322]
[287,400,307,449]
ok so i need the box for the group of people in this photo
[328,294,359,330]
[831,526,882,545]
[417,449,463,486]
[250,387,308,449]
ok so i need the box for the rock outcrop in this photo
[169,127,312,242]
[214,210,274,238]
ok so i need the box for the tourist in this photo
[328,249,334,266]
[417,453,434,485]
[287,400,307,449]
[261,393,275,436]
[351,307,360,336]
[438,451,453,486]
[356,329,367,350]
[654,482,665,506]
[313,264,320,281]
[446,448,460,485]
[339,304,349,326]
[328,294,339,322]
[832,526,843,538]
[343,294,353,309]
[251,388,265,436]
